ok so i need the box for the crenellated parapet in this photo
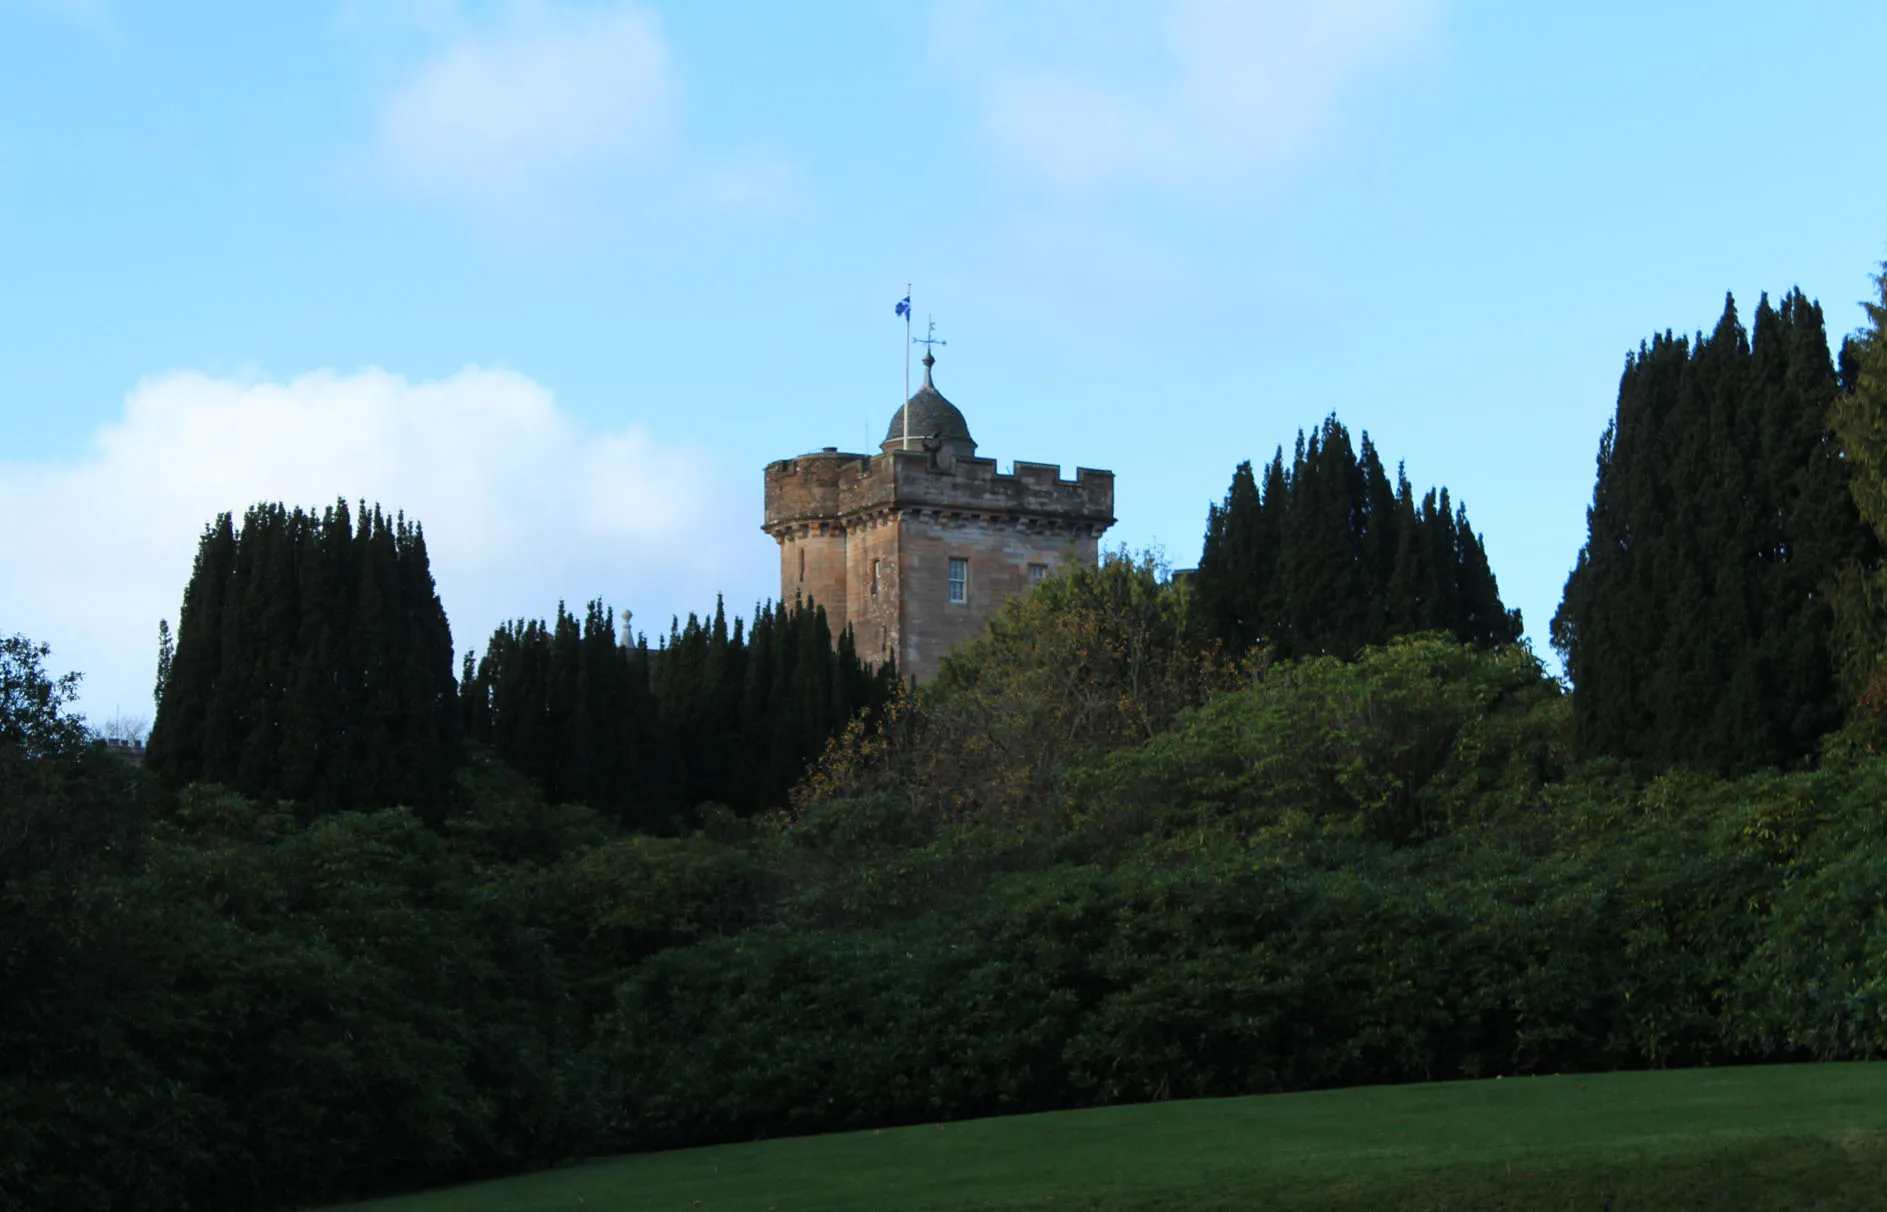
[763,448,1115,537]
[761,350,1115,679]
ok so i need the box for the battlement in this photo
[761,352,1115,679]
[101,738,147,765]
[764,447,1114,534]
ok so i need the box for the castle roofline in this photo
[882,351,975,458]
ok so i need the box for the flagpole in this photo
[902,282,912,450]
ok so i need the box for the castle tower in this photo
[762,351,1115,680]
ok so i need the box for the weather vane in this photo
[892,290,948,451]
[908,318,946,449]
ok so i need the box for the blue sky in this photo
[5,0,1886,727]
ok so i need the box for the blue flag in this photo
[895,295,911,320]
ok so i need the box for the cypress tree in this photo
[736,601,776,812]
[153,619,173,714]
[1553,290,1873,773]
[1385,471,1429,634]
[278,502,347,804]
[148,500,460,815]
[392,517,459,817]
[1194,460,1266,653]
[1421,489,1464,641]
[463,592,891,826]
[1357,436,1401,642]
[147,512,237,786]
[1828,264,1887,715]
[1195,415,1520,660]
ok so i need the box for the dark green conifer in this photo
[1195,415,1519,660]
[147,511,237,785]
[148,500,460,815]
[1194,460,1266,652]
[463,592,891,826]
[153,619,173,713]
[1826,265,1887,718]
[1553,289,1872,773]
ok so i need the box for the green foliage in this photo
[797,552,1238,827]
[584,820,1772,1150]
[0,631,89,758]
[442,748,616,867]
[0,638,167,1209]
[1833,266,1887,541]
[586,889,1095,1149]
[554,618,1887,1169]
[2,780,600,1211]
[1553,291,1876,774]
[145,500,461,818]
[26,595,1887,1211]
[568,637,1887,1159]
[154,618,173,712]
[1731,762,1887,1059]
[1068,635,1565,848]
[1193,418,1521,660]
[461,596,896,826]
[1829,265,1887,741]
[509,831,779,1025]
[774,800,1045,928]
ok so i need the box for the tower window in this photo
[1028,563,1049,585]
[948,557,968,604]
[798,547,805,583]
[871,557,880,595]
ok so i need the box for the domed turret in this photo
[763,328,1115,682]
[882,352,976,461]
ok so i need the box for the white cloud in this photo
[942,0,1441,196]
[372,1,795,232]
[377,3,676,226]
[0,367,752,725]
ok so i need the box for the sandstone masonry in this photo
[762,352,1115,681]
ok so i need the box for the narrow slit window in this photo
[948,557,968,604]
[871,557,880,595]
[798,547,805,583]
[1028,563,1049,586]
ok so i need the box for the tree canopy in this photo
[146,500,461,818]
[461,595,897,827]
[1192,415,1521,660]
[1828,264,1887,722]
[1552,290,1875,774]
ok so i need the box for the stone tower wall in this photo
[845,514,901,665]
[762,443,1115,680]
[893,514,1099,676]
[777,526,850,636]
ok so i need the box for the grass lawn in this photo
[327,1062,1887,1211]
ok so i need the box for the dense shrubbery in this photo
[2,777,597,1209]
[1065,634,1568,848]
[796,553,1243,827]
[582,699,1887,1154]
[11,583,1887,1209]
